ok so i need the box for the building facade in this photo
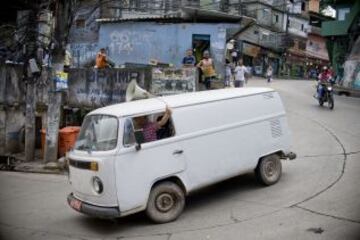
[321,0,360,89]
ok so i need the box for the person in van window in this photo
[156,115,172,139]
[137,106,172,143]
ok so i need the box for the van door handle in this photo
[173,150,183,155]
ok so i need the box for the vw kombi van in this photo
[67,88,296,223]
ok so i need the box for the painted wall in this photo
[99,22,238,76]
[68,0,100,43]
[70,43,99,67]
[306,34,329,60]
[67,68,151,108]
[0,65,152,154]
[288,16,308,39]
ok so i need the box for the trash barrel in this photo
[58,126,80,157]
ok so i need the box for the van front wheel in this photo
[146,181,185,223]
[255,154,282,186]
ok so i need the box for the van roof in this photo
[90,87,274,117]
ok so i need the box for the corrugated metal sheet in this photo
[96,7,243,23]
[96,12,182,23]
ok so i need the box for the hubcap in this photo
[155,193,175,212]
[264,160,277,178]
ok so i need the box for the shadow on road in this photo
[76,173,264,233]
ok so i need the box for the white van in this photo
[67,88,296,223]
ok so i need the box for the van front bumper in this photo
[67,193,120,218]
[283,151,297,160]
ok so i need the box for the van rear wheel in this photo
[146,181,185,223]
[255,154,282,186]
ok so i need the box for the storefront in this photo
[242,42,281,76]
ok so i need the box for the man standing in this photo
[234,59,248,88]
[182,49,196,67]
[197,50,216,90]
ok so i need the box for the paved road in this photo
[1,79,360,240]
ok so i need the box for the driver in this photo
[317,66,332,98]
[136,106,172,143]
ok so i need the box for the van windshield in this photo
[75,115,118,151]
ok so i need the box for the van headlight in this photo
[92,176,103,194]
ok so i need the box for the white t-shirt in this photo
[234,65,247,81]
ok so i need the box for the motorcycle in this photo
[316,78,335,110]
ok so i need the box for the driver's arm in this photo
[157,106,172,128]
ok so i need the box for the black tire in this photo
[255,154,282,186]
[328,95,334,110]
[146,181,185,223]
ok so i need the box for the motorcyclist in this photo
[316,66,332,99]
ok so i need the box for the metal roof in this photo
[96,12,182,23]
[96,7,243,23]
[90,88,273,118]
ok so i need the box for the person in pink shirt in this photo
[137,106,172,143]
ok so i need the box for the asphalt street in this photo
[0,79,359,240]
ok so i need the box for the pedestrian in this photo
[196,50,216,90]
[231,45,239,64]
[182,49,196,67]
[234,59,248,88]
[266,65,273,83]
[95,48,109,69]
[224,59,232,87]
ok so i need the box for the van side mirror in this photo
[135,142,141,151]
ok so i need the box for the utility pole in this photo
[238,0,242,15]
[43,0,73,163]
[22,10,38,162]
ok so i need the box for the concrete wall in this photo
[70,43,99,67]
[0,65,151,154]
[288,16,309,38]
[99,22,238,77]
[67,67,151,108]
[343,36,360,89]
[68,0,100,43]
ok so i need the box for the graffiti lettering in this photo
[109,30,154,55]
[68,68,148,108]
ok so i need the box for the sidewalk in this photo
[0,150,67,175]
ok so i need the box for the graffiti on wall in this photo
[109,30,154,55]
[342,60,360,89]
[151,67,197,95]
[70,43,98,67]
[353,63,360,89]
[67,68,151,108]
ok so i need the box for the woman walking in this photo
[266,65,273,83]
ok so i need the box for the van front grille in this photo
[270,119,282,138]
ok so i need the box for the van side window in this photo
[131,112,175,145]
[123,118,136,147]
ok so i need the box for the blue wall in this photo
[99,22,239,76]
